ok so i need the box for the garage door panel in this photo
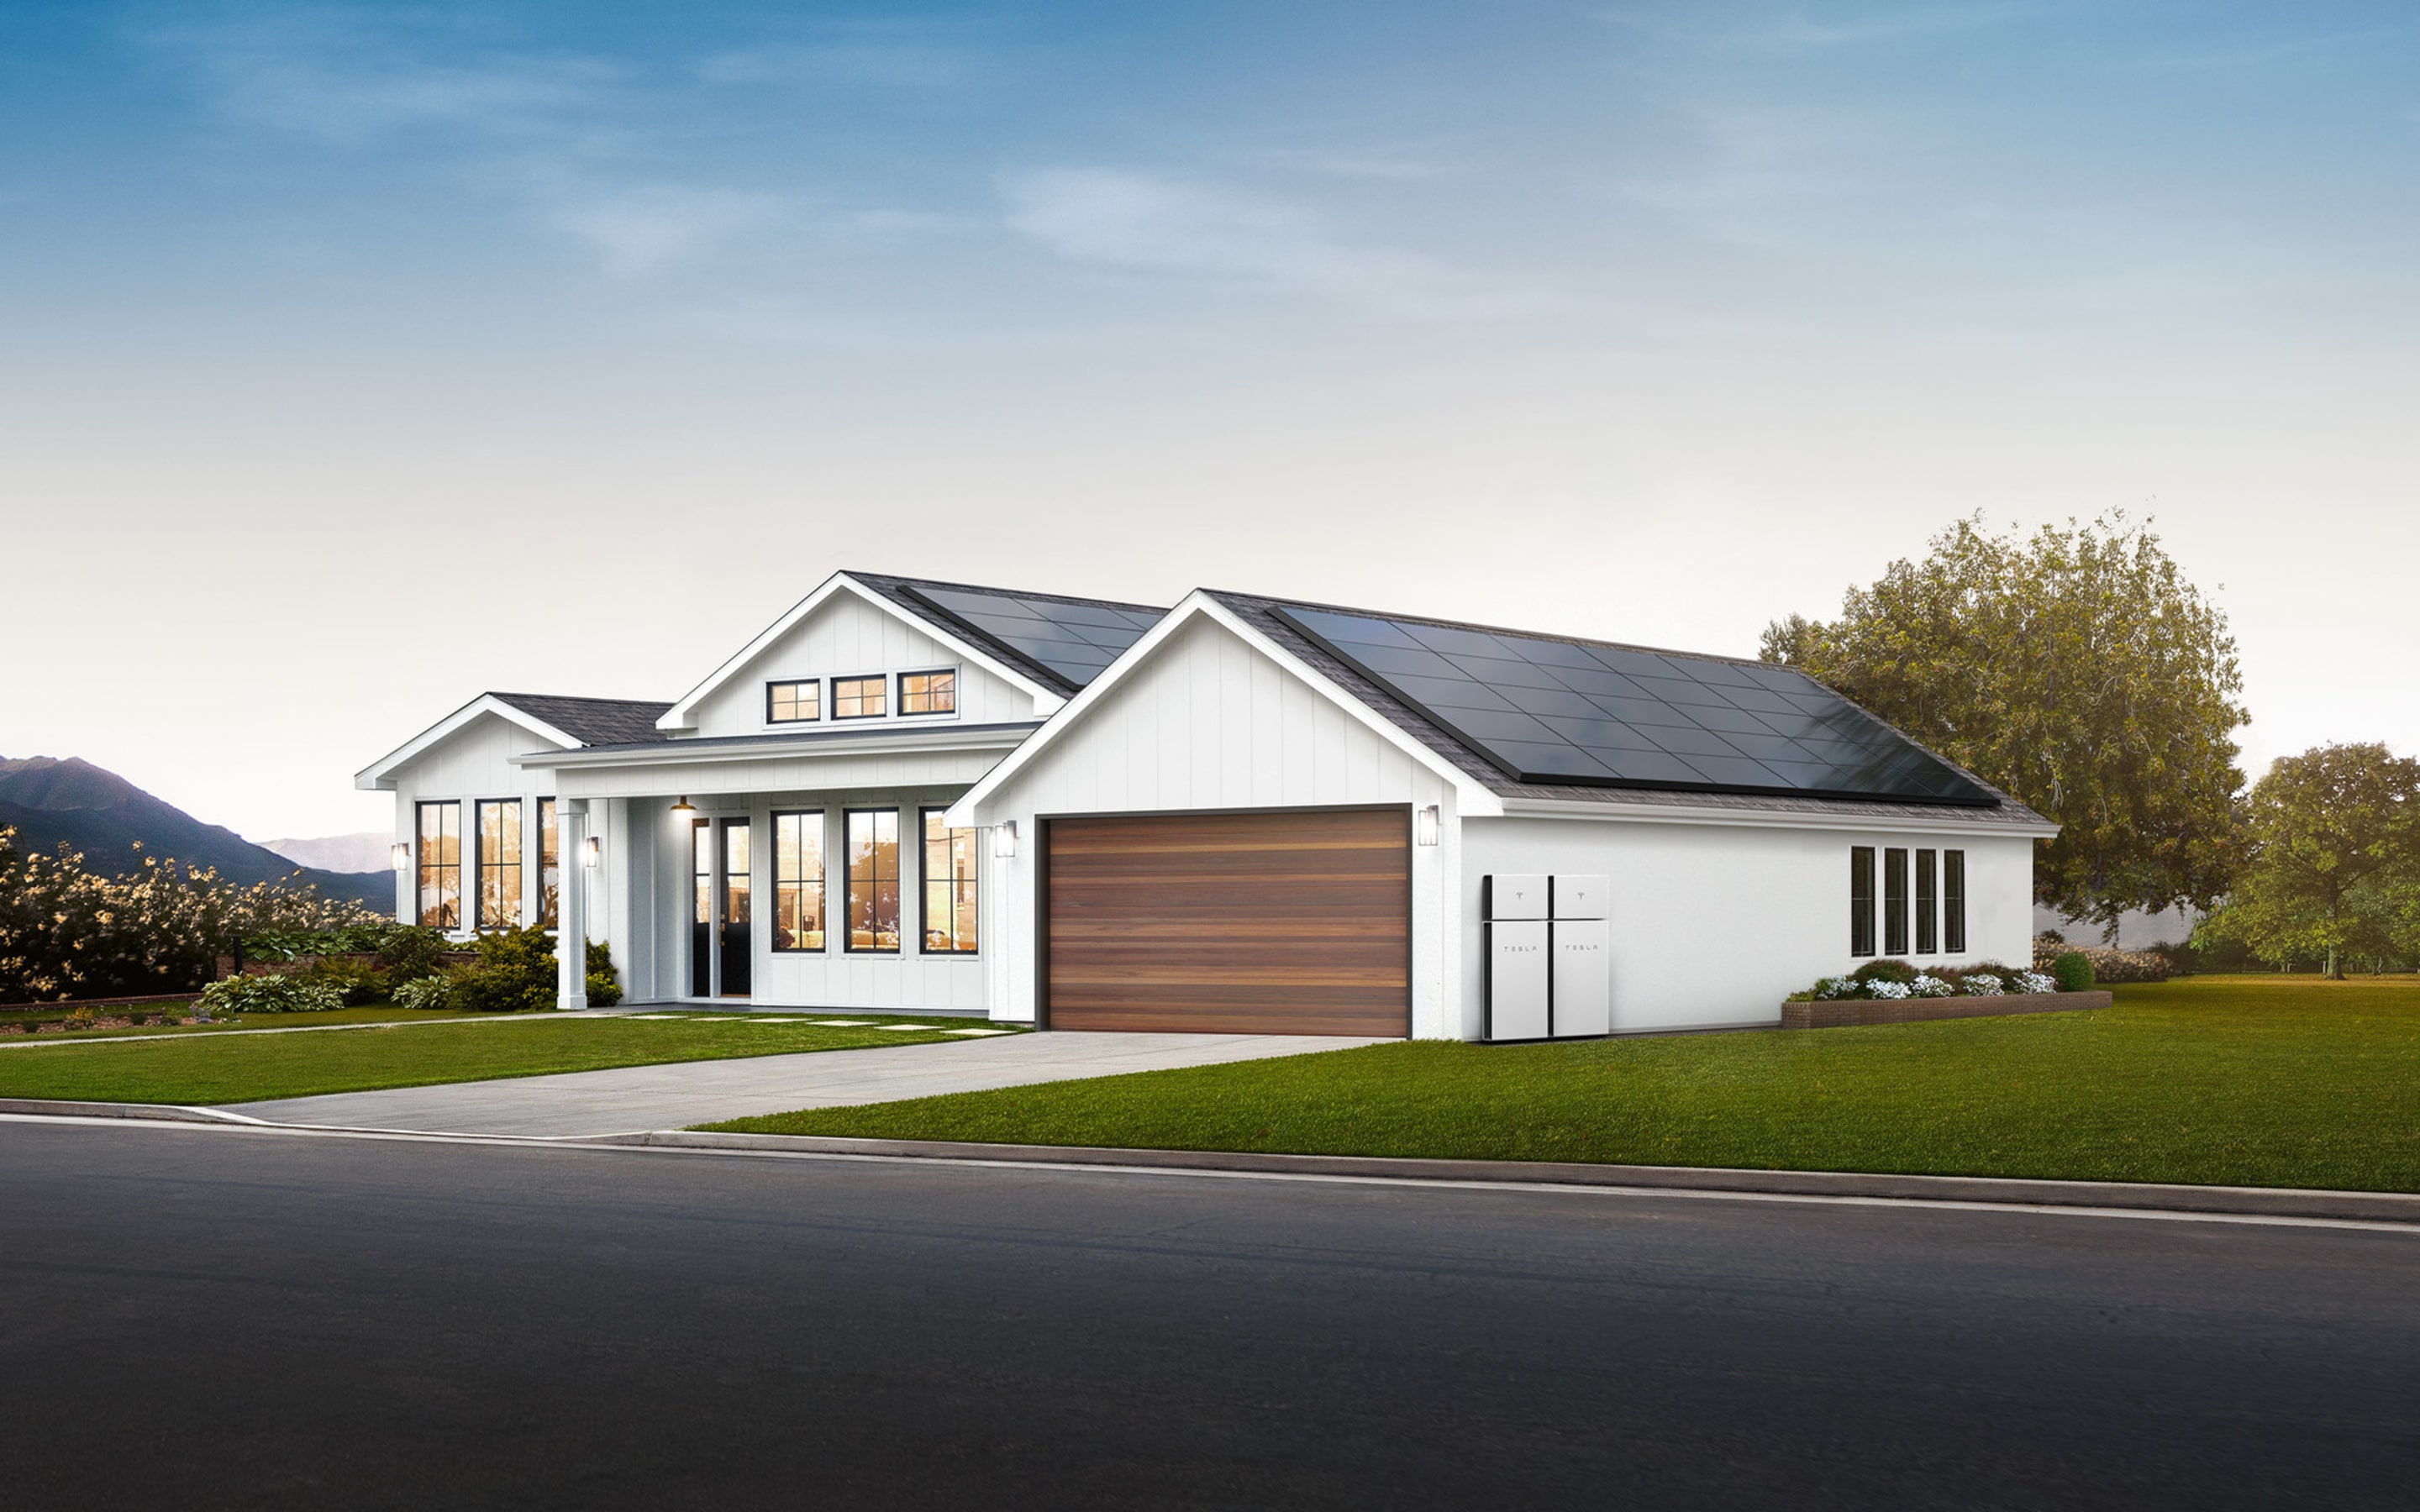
[1045,808,1410,1036]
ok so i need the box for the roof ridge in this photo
[846,570,1166,617]
[487,692,673,708]
[1204,589,1768,671]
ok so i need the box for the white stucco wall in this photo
[682,588,1039,739]
[966,614,1470,1035]
[1461,816,2039,1034]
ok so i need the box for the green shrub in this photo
[1851,958,1918,985]
[2053,951,2096,992]
[445,926,558,1014]
[392,975,452,1011]
[373,925,454,982]
[300,956,387,1006]
[199,972,345,1016]
[583,937,623,1007]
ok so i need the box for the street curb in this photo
[14,1098,2420,1227]
[602,1129,2420,1226]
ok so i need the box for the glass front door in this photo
[690,816,754,1000]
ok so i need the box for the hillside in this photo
[0,756,391,913]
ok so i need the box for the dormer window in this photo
[766,680,820,724]
[834,676,887,720]
[899,669,956,717]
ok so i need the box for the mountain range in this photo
[0,756,391,913]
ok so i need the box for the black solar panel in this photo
[902,585,1163,690]
[1274,606,1997,807]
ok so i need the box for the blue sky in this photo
[4,3,2417,837]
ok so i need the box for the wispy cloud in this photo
[696,39,971,90]
[546,184,786,277]
[1002,168,1563,320]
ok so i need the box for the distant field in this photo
[711,977,2420,1192]
[0,1012,1009,1105]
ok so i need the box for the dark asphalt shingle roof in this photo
[490,694,675,748]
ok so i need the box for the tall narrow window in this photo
[773,811,827,952]
[417,801,460,930]
[1849,846,1876,957]
[900,669,956,716]
[1915,849,1939,954]
[1944,849,1968,953]
[1883,848,1909,956]
[537,799,560,929]
[476,800,521,930]
[921,809,979,953]
[766,680,819,724]
[846,809,900,952]
[834,676,887,720]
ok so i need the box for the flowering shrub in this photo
[1869,979,1912,1000]
[1812,975,1861,1000]
[1909,974,1954,997]
[198,972,345,1016]
[0,828,381,1002]
[1792,965,2077,1001]
[392,976,452,1011]
[2014,971,2058,994]
[1960,973,2005,996]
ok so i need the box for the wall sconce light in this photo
[669,795,696,814]
[1416,806,1441,846]
[992,821,1018,859]
[582,837,601,869]
[392,843,410,873]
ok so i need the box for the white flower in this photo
[1869,979,1912,1000]
[1910,974,1954,998]
[1813,975,1860,1000]
[1961,973,2005,996]
[2015,971,2058,995]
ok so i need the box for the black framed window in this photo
[773,811,827,952]
[766,680,820,724]
[1944,850,1968,953]
[537,799,560,929]
[920,808,978,953]
[1915,849,1938,954]
[476,799,522,930]
[834,676,886,720]
[1849,846,1876,957]
[1883,848,1909,956]
[900,669,956,717]
[417,801,461,930]
[846,809,900,952]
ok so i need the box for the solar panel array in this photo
[1275,606,1997,806]
[903,585,1165,690]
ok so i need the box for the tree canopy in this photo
[2192,743,2420,977]
[1763,514,2247,926]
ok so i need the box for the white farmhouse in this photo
[359,571,2053,1038]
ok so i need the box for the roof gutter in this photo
[1492,794,2061,837]
[516,723,1042,771]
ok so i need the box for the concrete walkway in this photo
[218,1032,1386,1137]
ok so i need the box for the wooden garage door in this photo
[1044,808,1410,1036]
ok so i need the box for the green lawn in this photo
[708,977,2420,1192]
[0,1012,1015,1105]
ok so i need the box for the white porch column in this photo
[557,800,590,1011]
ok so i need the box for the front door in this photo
[689,816,754,1000]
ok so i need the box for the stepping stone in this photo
[806,1019,874,1026]
[747,1017,808,1024]
[626,1014,686,1020]
[874,1023,939,1032]
[943,1028,1013,1037]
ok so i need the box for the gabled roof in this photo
[847,572,1169,697]
[489,694,672,748]
[355,691,670,790]
[1218,591,2052,828]
[656,570,1140,732]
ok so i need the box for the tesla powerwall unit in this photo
[1549,873,1611,1039]
[1483,875,1549,1041]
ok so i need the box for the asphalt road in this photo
[7,1121,2417,1510]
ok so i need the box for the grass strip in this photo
[0,1013,1017,1105]
[706,978,2420,1192]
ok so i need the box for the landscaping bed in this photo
[1781,990,2109,1029]
[708,977,2420,1192]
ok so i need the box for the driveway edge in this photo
[605,1129,2420,1226]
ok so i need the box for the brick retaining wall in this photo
[1781,990,2112,1030]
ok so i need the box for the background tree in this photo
[2191,743,2420,977]
[1763,513,2248,927]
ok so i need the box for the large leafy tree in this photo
[1763,514,2247,926]
[2192,743,2420,977]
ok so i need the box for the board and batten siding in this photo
[1460,816,2039,1036]
[976,615,1463,1036]
[682,589,1039,738]
[385,712,595,937]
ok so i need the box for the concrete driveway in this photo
[218,1031,1386,1137]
